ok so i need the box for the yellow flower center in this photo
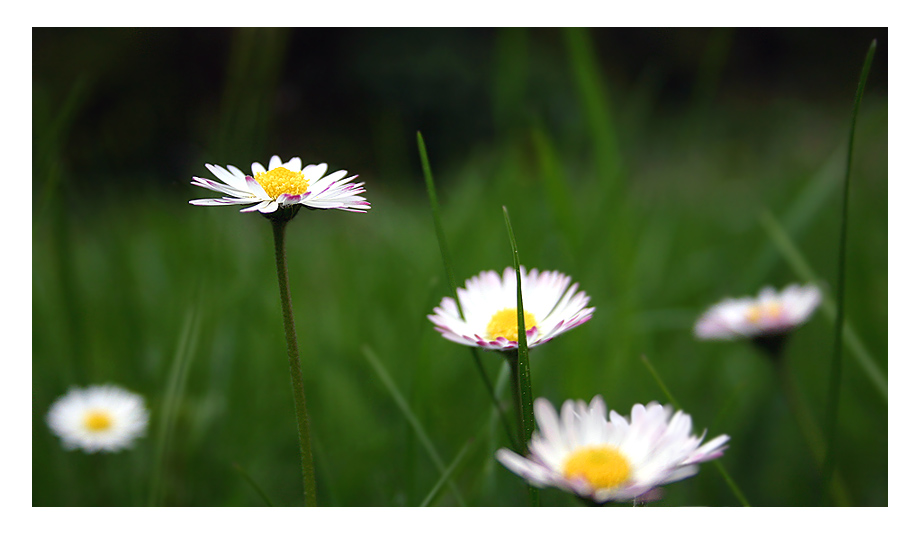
[83,410,114,432]
[253,167,310,199]
[745,300,783,324]
[562,445,631,490]
[486,308,537,341]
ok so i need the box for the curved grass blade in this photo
[232,462,275,506]
[417,132,517,448]
[640,354,750,507]
[420,439,474,507]
[502,206,539,507]
[361,345,466,506]
[822,38,878,504]
[760,210,887,400]
[148,301,202,506]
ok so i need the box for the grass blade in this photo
[502,206,539,507]
[361,345,466,506]
[561,28,621,184]
[420,439,474,507]
[639,354,681,409]
[148,301,202,506]
[531,127,578,250]
[417,131,518,448]
[744,145,846,288]
[232,462,275,506]
[418,131,460,295]
[640,354,750,507]
[822,38,877,504]
[760,210,887,400]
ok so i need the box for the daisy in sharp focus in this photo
[496,395,729,504]
[189,155,370,214]
[46,385,149,453]
[427,267,594,351]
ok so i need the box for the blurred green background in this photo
[33,28,887,506]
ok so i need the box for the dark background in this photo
[33,28,886,197]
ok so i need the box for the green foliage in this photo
[32,29,887,506]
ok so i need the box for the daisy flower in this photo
[46,385,149,453]
[427,267,594,351]
[496,396,729,504]
[189,155,370,214]
[694,284,821,340]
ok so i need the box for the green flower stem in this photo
[271,217,317,507]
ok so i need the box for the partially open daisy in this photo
[46,385,149,453]
[496,396,729,503]
[427,267,594,351]
[190,155,370,214]
[694,284,821,340]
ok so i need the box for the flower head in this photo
[190,155,370,214]
[694,283,821,340]
[46,385,149,453]
[427,267,594,351]
[496,396,729,503]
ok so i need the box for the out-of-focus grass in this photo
[32,29,887,506]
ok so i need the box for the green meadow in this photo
[32,28,887,506]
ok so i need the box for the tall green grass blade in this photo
[37,77,93,385]
[741,123,850,291]
[232,462,275,506]
[420,439,474,507]
[361,345,466,506]
[640,354,750,507]
[531,127,579,250]
[214,28,290,159]
[417,131,518,448]
[503,207,535,442]
[491,28,530,132]
[36,76,90,220]
[406,276,443,504]
[639,354,681,409]
[561,27,621,183]
[760,210,887,400]
[560,28,636,380]
[418,132,461,295]
[148,301,202,506]
[561,27,629,263]
[502,206,539,506]
[712,461,751,508]
[745,146,846,288]
[822,38,877,505]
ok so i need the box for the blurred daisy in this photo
[694,284,821,343]
[428,267,594,351]
[496,396,729,504]
[190,155,370,214]
[46,385,149,453]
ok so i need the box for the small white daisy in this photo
[189,155,370,214]
[46,385,149,453]
[694,283,821,340]
[496,396,729,503]
[427,267,594,351]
